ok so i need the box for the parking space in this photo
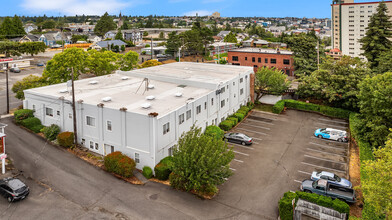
[215,109,349,219]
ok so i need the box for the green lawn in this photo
[254,104,274,113]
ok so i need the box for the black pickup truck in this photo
[300,179,356,203]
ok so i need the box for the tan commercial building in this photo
[331,0,392,58]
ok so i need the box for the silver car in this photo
[224,133,253,145]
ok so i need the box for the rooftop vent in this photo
[141,103,151,109]
[175,92,183,97]
[121,76,129,80]
[148,84,155,89]
[59,89,68,93]
[146,95,155,100]
[89,80,98,85]
[101,97,112,102]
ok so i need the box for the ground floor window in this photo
[135,153,140,163]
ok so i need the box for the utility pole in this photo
[317,40,320,71]
[71,67,78,146]
[178,47,181,62]
[151,38,153,60]
[5,63,9,114]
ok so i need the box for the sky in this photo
[0,0,383,18]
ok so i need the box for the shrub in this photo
[104,151,136,178]
[296,191,349,214]
[278,191,297,220]
[273,100,285,114]
[21,117,43,133]
[41,124,61,141]
[237,110,248,116]
[233,113,245,122]
[219,120,234,131]
[240,106,250,113]
[284,100,320,112]
[227,117,238,126]
[57,132,74,148]
[205,125,224,140]
[247,101,255,109]
[14,109,34,124]
[142,166,153,179]
[320,105,351,119]
[154,157,173,180]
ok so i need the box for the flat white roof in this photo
[229,48,293,55]
[26,62,252,117]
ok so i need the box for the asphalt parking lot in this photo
[215,109,349,219]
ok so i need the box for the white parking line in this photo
[316,122,347,130]
[236,128,269,136]
[318,118,348,125]
[252,114,278,120]
[233,150,249,156]
[246,118,274,126]
[253,142,260,145]
[311,137,348,145]
[294,180,302,183]
[301,162,346,173]
[306,148,347,157]
[309,142,347,150]
[229,168,236,171]
[304,154,347,165]
[298,170,312,175]
[241,123,271,130]
[229,143,254,150]
[234,159,244,163]
[252,137,263,141]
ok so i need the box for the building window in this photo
[107,121,112,131]
[81,139,85,146]
[252,57,255,62]
[258,58,261,63]
[196,105,201,114]
[271,59,277,64]
[221,100,225,108]
[186,110,191,120]
[240,78,243,83]
[221,87,225,93]
[233,82,235,86]
[69,113,72,119]
[283,59,290,65]
[45,107,53,117]
[204,102,207,110]
[163,122,170,135]
[95,143,99,150]
[232,56,238,61]
[57,111,60,116]
[245,57,248,61]
[86,116,96,126]
[254,65,258,68]
[135,153,140,163]
[286,70,290,76]
[211,98,214,106]
[240,88,244,95]
[265,58,268,63]
[32,105,35,111]
[89,141,94,149]
[179,113,185,125]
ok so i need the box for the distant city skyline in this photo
[0,0,385,19]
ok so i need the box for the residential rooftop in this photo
[229,47,293,55]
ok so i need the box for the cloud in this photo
[20,0,131,15]
[183,10,212,16]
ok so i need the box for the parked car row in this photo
[224,133,253,146]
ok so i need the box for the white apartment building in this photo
[23,63,254,170]
[332,0,392,58]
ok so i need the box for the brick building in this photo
[228,48,295,76]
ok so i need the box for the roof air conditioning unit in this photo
[148,84,155,89]
[141,103,151,109]
[102,97,112,102]
[59,89,68,93]
[121,76,129,80]
[175,92,183,97]
[146,95,155,100]
[89,80,98,85]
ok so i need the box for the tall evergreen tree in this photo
[360,1,392,69]
[12,15,26,37]
[94,12,116,37]
[0,17,14,39]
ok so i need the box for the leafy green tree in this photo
[143,31,149,37]
[357,72,392,148]
[120,51,139,71]
[199,27,214,55]
[94,12,116,37]
[114,30,124,41]
[362,135,392,217]
[298,56,370,110]
[20,42,46,57]
[120,22,129,30]
[286,34,323,76]
[375,50,392,74]
[224,32,237,43]
[12,15,26,37]
[166,31,181,56]
[0,17,15,39]
[12,75,48,100]
[41,19,56,29]
[159,32,164,39]
[43,47,88,84]
[169,126,234,195]
[254,67,290,101]
[360,1,392,69]
[86,49,120,76]
[0,41,21,57]
[140,60,162,68]
[71,35,88,43]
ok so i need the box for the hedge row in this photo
[272,99,352,119]
[104,151,136,178]
[154,156,173,180]
[278,191,350,220]
[219,103,254,131]
[21,117,44,133]
[14,109,34,124]
[205,125,225,140]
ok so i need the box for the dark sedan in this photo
[0,177,30,202]
[224,133,253,146]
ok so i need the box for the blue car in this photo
[314,128,347,142]
[311,171,352,188]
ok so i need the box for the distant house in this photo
[209,42,237,55]
[24,24,37,34]
[217,31,231,38]
[242,39,254,47]
[141,46,167,55]
[39,32,71,47]
[88,35,102,43]
[253,40,269,47]
[19,35,40,43]
[91,40,127,50]
[326,48,342,60]
[104,29,143,43]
